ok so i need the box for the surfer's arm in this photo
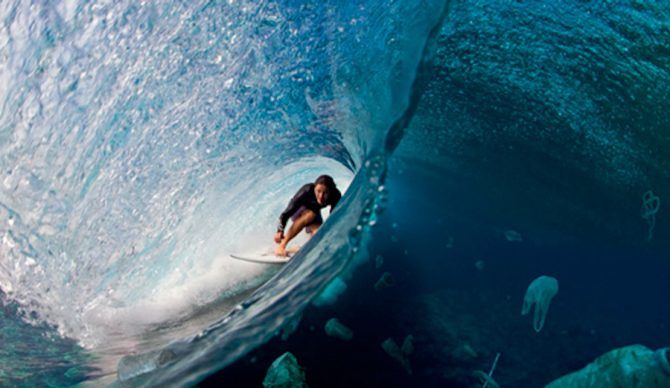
[276,184,312,235]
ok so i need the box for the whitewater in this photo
[1,1,669,387]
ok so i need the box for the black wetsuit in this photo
[277,183,341,234]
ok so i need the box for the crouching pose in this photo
[274,175,341,256]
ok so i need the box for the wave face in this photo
[0,0,444,385]
[1,0,669,387]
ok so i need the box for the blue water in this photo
[0,1,668,386]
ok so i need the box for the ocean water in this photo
[0,1,668,387]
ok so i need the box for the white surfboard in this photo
[229,253,291,264]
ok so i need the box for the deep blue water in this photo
[0,1,669,387]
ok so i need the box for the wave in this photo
[0,0,446,385]
[1,0,669,386]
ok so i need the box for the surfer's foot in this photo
[275,245,288,257]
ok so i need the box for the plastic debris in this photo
[374,272,395,291]
[641,190,660,241]
[401,335,414,356]
[381,335,414,374]
[504,230,523,242]
[453,343,478,360]
[446,236,454,248]
[375,254,384,268]
[546,345,670,387]
[473,370,500,388]
[313,277,347,307]
[281,313,302,341]
[473,352,501,388]
[521,275,558,332]
[324,318,353,341]
[262,352,308,388]
[117,349,177,382]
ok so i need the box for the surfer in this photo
[274,175,341,256]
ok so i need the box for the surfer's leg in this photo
[305,222,321,236]
[288,209,317,237]
[304,211,323,236]
[276,209,317,255]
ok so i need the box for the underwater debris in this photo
[375,254,384,268]
[281,313,302,341]
[473,352,501,388]
[381,338,407,373]
[473,370,500,388]
[401,334,414,357]
[381,335,414,374]
[504,230,522,242]
[446,236,454,248]
[474,260,485,271]
[312,276,347,307]
[453,343,478,360]
[521,275,559,332]
[117,349,178,382]
[374,272,395,291]
[324,318,353,341]
[546,345,670,387]
[641,190,660,241]
[262,352,307,388]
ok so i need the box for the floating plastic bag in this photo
[521,275,558,332]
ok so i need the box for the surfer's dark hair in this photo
[315,175,336,190]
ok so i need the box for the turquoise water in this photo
[0,1,668,386]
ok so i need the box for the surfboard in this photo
[229,253,291,264]
[229,246,300,264]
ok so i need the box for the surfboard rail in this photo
[229,253,291,264]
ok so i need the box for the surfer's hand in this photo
[274,232,283,244]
